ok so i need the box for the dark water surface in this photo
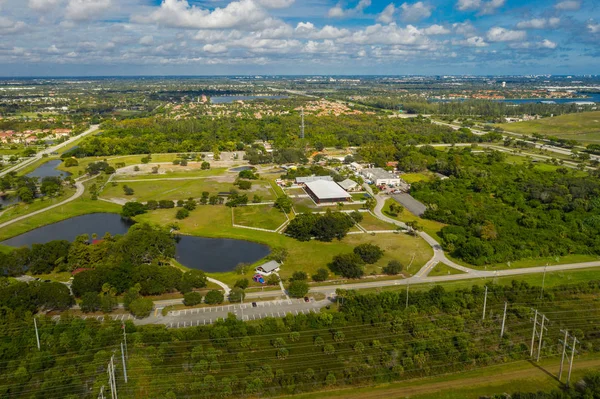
[26,159,72,179]
[1,213,270,272]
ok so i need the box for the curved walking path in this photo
[0,179,87,229]
[208,277,231,296]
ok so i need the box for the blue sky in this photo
[0,0,598,76]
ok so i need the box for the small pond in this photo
[211,95,289,104]
[0,213,270,273]
[0,194,20,208]
[27,159,71,179]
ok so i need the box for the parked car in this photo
[252,302,257,308]
[304,297,310,303]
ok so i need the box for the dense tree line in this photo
[406,148,600,265]
[69,114,489,157]
[1,279,599,398]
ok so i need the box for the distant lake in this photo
[27,159,71,179]
[211,95,289,104]
[1,213,270,273]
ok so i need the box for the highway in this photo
[0,124,99,177]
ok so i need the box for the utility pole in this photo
[567,335,579,386]
[405,283,409,309]
[107,354,118,399]
[536,314,548,362]
[34,317,40,351]
[122,322,128,361]
[500,302,508,338]
[540,265,547,299]
[530,309,538,357]
[482,286,488,320]
[300,108,305,139]
[559,330,569,381]
[98,386,105,399]
[120,342,128,384]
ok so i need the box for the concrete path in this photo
[208,277,231,296]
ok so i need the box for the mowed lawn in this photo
[495,110,600,144]
[232,205,288,230]
[382,198,446,238]
[358,212,398,231]
[428,262,465,277]
[135,205,433,285]
[100,179,276,202]
[400,172,435,183]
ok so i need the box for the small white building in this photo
[256,260,281,276]
[361,168,402,186]
[337,178,359,192]
[350,162,363,171]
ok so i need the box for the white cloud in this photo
[0,16,26,34]
[65,0,112,21]
[587,21,600,33]
[466,36,488,47]
[486,26,526,42]
[338,23,433,48]
[29,0,61,11]
[139,35,154,45]
[516,17,560,29]
[203,43,228,53]
[256,0,294,8]
[133,0,278,30]
[453,21,476,36]
[423,24,450,35]
[295,22,350,39]
[539,39,557,49]
[400,2,432,22]
[48,44,61,54]
[554,0,581,11]
[377,4,396,24]
[457,0,503,14]
[328,0,371,18]
[328,4,345,18]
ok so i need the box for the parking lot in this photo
[157,298,332,328]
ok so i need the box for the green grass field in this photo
[232,205,287,230]
[135,205,433,286]
[382,199,446,238]
[100,178,276,202]
[400,172,435,184]
[358,212,398,231]
[427,262,465,277]
[495,111,600,144]
[0,186,76,224]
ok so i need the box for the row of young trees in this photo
[2,278,599,398]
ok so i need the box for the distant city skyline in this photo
[0,0,598,76]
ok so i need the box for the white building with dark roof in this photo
[304,180,352,204]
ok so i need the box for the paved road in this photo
[0,125,100,177]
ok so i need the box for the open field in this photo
[56,153,183,175]
[495,110,600,143]
[0,186,76,224]
[114,167,228,180]
[291,196,364,214]
[135,205,433,286]
[427,262,465,277]
[358,212,398,231]
[382,198,446,238]
[292,355,600,399]
[232,205,288,230]
[100,178,276,202]
[400,172,435,183]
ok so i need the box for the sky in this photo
[0,0,599,76]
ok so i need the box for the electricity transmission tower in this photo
[559,330,579,386]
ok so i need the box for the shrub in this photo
[176,208,190,220]
[312,268,329,282]
[353,243,384,264]
[288,280,309,298]
[329,253,365,278]
[80,292,101,313]
[201,162,210,170]
[235,180,252,190]
[159,200,175,209]
[228,288,245,303]
[274,196,293,213]
[290,271,307,281]
[234,279,249,289]
[266,274,281,286]
[350,211,364,223]
[184,292,203,306]
[123,185,134,196]
[64,158,79,167]
[204,290,224,305]
[129,298,153,318]
[121,202,146,218]
[383,260,403,275]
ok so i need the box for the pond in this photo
[0,213,270,273]
[210,95,289,104]
[27,159,71,179]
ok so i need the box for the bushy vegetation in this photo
[406,148,600,265]
[286,210,355,242]
[2,279,600,398]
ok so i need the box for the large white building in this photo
[361,168,402,186]
[304,180,352,204]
